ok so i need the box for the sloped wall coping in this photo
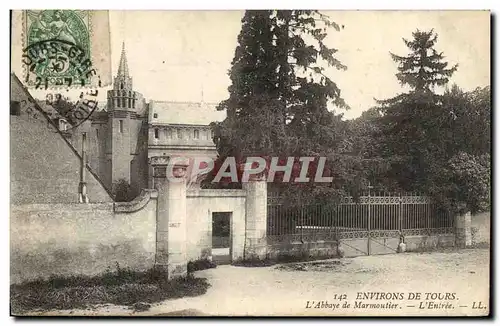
[114,189,158,213]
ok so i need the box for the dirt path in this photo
[34,248,490,316]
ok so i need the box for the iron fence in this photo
[267,192,454,243]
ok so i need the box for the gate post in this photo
[150,156,189,280]
[455,210,472,248]
[243,175,268,260]
[367,183,373,255]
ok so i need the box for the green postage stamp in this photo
[20,10,112,89]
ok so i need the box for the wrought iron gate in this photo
[267,191,454,257]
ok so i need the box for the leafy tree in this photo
[340,108,397,196]
[440,85,490,156]
[434,85,491,213]
[377,29,490,213]
[447,152,490,214]
[50,95,78,124]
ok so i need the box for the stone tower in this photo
[107,43,140,192]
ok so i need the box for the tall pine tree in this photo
[214,10,348,157]
[274,10,348,156]
[390,29,457,92]
[214,10,281,159]
[376,29,458,192]
[209,10,350,202]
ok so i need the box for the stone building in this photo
[70,44,226,197]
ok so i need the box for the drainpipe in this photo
[79,132,89,203]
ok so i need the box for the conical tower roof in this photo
[117,42,129,78]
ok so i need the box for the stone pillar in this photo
[455,211,472,248]
[148,164,154,189]
[243,176,268,260]
[149,156,189,280]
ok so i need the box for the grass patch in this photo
[11,263,210,314]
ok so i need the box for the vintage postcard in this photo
[10,10,491,317]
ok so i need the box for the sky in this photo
[19,10,491,120]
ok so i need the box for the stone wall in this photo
[10,191,157,284]
[266,233,456,259]
[404,234,456,251]
[267,240,339,260]
[471,211,490,245]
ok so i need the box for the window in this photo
[194,129,199,139]
[177,129,183,139]
[120,83,124,90]
[96,128,99,138]
[153,113,158,118]
[154,128,159,139]
[119,120,124,133]
[128,98,131,108]
[121,98,125,108]
[59,119,67,131]
[153,167,167,178]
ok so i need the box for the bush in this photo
[113,179,135,202]
[448,152,490,214]
[187,259,217,273]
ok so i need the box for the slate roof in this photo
[149,101,226,125]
